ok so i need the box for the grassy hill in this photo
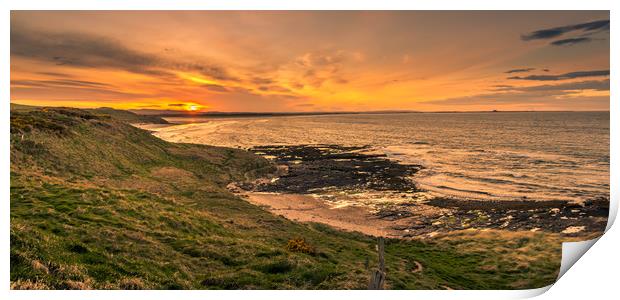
[10,103,169,124]
[86,107,169,124]
[10,107,562,289]
[10,103,37,111]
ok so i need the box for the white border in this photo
[1,1,616,300]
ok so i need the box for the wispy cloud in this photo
[292,50,353,88]
[202,83,230,92]
[505,68,535,74]
[508,70,609,81]
[493,79,609,92]
[521,19,609,41]
[491,84,514,89]
[11,79,111,88]
[428,78,609,110]
[251,77,274,85]
[36,71,72,78]
[10,85,151,101]
[11,26,235,81]
[551,37,592,46]
[426,92,609,110]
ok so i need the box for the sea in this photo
[151,112,609,203]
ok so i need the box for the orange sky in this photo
[10,11,610,112]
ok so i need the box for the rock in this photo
[247,144,422,194]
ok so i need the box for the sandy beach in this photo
[135,121,240,145]
[243,193,400,237]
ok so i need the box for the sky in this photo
[10,11,610,112]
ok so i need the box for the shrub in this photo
[286,238,315,254]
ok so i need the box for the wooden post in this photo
[368,237,386,289]
[378,237,385,274]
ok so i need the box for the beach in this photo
[242,193,402,237]
[139,115,610,239]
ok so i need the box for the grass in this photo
[10,103,168,124]
[10,107,562,289]
[86,107,169,124]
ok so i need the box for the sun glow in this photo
[179,103,205,112]
[178,72,218,86]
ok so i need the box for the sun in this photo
[183,103,204,112]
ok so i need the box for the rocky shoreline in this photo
[232,144,609,238]
[383,197,608,237]
[247,144,423,193]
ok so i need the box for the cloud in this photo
[257,85,294,94]
[201,86,308,112]
[551,37,592,46]
[10,85,151,101]
[251,77,274,85]
[167,103,186,107]
[296,51,347,67]
[505,68,535,74]
[11,76,154,102]
[223,86,299,101]
[11,26,235,81]
[11,79,111,88]
[36,71,72,78]
[290,50,352,88]
[428,79,609,109]
[426,90,609,107]
[202,83,230,92]
[12,27,162,75]
[508,70,609,81]
[521,19,609,41]
[493,79,609,92]
[426,93,609,110]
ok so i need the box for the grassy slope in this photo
[86,107,169,124]
[10,107,562,290]
[10,103,169,124]
[10,103,39,112]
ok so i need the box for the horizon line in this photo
[9,102,610,115]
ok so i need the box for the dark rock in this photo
[247,144,422,194]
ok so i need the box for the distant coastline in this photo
[11,102,609,120]
[130,109,610,119]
